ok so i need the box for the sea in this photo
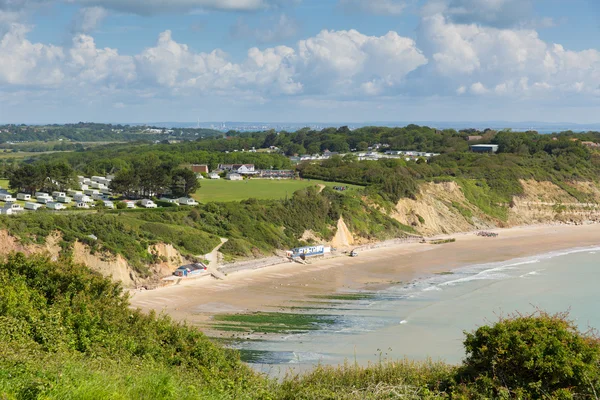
[237,246,600,373]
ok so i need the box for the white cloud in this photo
[134,29,427,96]
[69,34,136,85]
[0,23,64,86]
[419,13,600,97]
[339,0,408,15]
[72,6,107,33]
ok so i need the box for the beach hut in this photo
[25,202,43,211]
[17,193,31,201]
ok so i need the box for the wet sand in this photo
[129,224,600,326]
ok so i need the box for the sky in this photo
[1,0,600,124]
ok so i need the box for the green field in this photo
[0,179,8,190]
[192,179,362,203]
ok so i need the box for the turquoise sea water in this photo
[240,246,600,372]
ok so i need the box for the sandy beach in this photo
[129,223,600,326]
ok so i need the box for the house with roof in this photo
[218,164,256,175]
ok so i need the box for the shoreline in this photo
[129,222,600,326]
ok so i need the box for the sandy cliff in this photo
[392,180,600,236]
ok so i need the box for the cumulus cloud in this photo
[418,13,600,97]
[133,28,427,96]
[339,0,408,15]
[231,13,299,43]
[0,23,64,86]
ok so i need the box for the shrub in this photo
[455,311,600,398]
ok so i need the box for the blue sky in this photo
[1,0,600,124]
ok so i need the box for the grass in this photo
[193,179,363,203]
[309,293,376,301]
[0,179,8,189]
[0,150,72,160]
[211,312,336,334]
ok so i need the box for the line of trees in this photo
[109,155,200,198]
[7,162,76,194]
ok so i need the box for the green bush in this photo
[455,311,600,398]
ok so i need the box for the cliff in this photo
[393,179,600,236]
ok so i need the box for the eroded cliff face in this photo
[0,230,190,288]
[392,180,600,236]
[393,181,496,236]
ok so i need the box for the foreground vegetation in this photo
[2,253,600,399]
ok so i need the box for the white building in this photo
[47,202,65,210]
[3,203,23,213]
[57,196,72,204]
[226,173,243,181]
[17,193,31,201]
[208,172,220,179]
[84,189,100,196]
[123,200,136,209]
[141,199,158,208]
[73,194,93,203]
[52,191,66,198]
[76,202,90,209]
[35,192,51,199]
[37,197,52,204]
[68,190,83,196]
[178,198,198,206]
[103,201,114,209]
[25,202,43,211]
[0,193,16,202]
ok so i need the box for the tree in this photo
[9,164,44,194]
[109,170,139,198]
[170,168,200,197]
